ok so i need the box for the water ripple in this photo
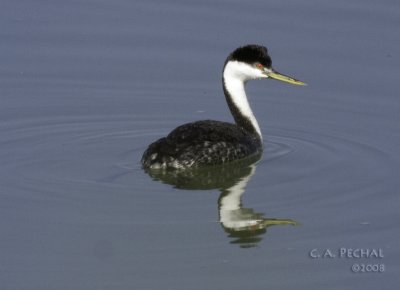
[0,116,396,202]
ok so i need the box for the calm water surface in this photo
[1,0,399,289]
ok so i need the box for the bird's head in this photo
[224,44,306,85]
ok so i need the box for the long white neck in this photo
[223,61,262,140]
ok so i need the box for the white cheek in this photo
[224,61,264,81]
[255,69,267,79]
[244,66,265,80]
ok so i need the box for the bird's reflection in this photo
[144,154,298,248]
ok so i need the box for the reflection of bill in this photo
[143,153,298,247]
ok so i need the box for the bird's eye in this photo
[255,63,264,70]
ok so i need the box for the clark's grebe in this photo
[141,45,305,169]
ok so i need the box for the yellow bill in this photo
[266,70,306,86]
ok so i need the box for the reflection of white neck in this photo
[223,61,262,139]
[219,164,257,228]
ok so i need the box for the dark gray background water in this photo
[1,0,399,289]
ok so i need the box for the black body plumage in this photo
[141,120,262,169]
[141,45,272,170]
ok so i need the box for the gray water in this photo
[1,0,399,289]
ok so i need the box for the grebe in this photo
[141,44,305,169]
